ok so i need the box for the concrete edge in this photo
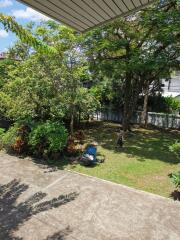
[66,170,180,205]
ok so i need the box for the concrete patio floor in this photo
[0,152,180,240]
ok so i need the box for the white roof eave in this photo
[17,0,156,32]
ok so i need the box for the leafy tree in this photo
[164,97,180,113]
[0,59,17,89]
[0,13,56,54]
[0,23,99,135]
[83,0,179,130]
[139,0,179,126]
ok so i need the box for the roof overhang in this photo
[18,0,155,32]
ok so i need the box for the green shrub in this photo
[0,124,30,153]
[164,97,180,113]
[0,128,5,136]
[0,128,5,150]
[0,121,68,158]
[170,142,180,158]
[169,172,180,189]
[28,121,68,157]
[0,125,18,151]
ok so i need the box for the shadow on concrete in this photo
[45,227,72,240]
[11,154,70,172]
[0,179,78,240]
[170,190,180,201]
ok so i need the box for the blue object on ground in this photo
[85,145,97,162]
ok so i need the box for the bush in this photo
[0,128,5,150]
[0,128,5,136]
[0,124,30,153]
[164,97,180,113]
[169,172,180,190]
[170,142,180,158]
[0,121,68,159]
[0,125,19,152]
[28,121,68,157]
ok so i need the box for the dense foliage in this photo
[0,0,179,160]
[0,13,56,54]
[0,128,5,136]
[0,124,23,152]
[0,22,99,134]
[29,121,68,156]
[169,172,180,189]
[83,0,179,129]
[170,142,180,159]
[0,121,68,158]
[164,97,180,113]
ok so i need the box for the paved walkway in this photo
[0,152,180,240]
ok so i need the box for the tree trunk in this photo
[123,101,131,132]
[123,73,138,132]
[70,107,74,136]
[141,87,149,128]
[78,110,81,125]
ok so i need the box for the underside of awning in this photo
[18,0,155,32]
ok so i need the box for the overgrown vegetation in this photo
[83,0,179,130]
[0,128,5,136]
[170,142,180,158]
[0,0,179,133]
[0,0,179,197]
[0,24,99,136]
[164,97,180,114]
[29,121,68,158]
[0,121,68,158]
[0,124,20,152]
[169,172,180,189]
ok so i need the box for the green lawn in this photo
[64,122,180,198]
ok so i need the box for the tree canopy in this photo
[0,22,99,134]
[0,0,179,133]
[0,13,56,54]
[83,0,179,129]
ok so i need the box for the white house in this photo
[162,72,180,99]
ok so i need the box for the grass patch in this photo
[64,122,180,197]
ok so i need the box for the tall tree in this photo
[83,0,179,131]
[0,23,99,134]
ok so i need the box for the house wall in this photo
[162,73,180,93]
